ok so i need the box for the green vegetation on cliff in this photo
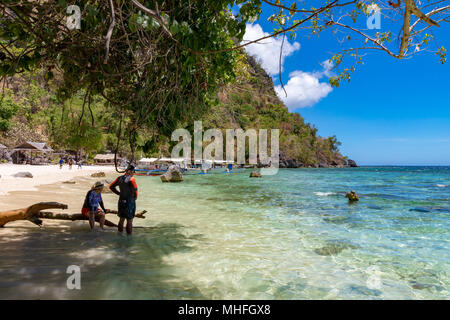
[1,52,347,167]
[200,54,347,167]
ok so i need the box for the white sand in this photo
[0,164,116,195]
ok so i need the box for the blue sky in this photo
[238,2,450,165]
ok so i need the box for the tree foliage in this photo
[0,0,262,160]
[0,89,19,131]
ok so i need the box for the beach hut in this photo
[93,153,118,165]
[12,141,53,164]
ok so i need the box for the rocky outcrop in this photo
[13,171,33,178]
[278,152,303,168]
[278,151,354,168]
[161,165,183,182]
[347,159,358,167]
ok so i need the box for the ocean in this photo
[0,167,449,299]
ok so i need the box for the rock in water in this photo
[347,159,358,167]
[62,180,76,184]
[13,171,33,178]
[91,172,106,177]
[250,170,262,178]
[314,242,358,256]
[346,190,359,202]
[161,165,183,182]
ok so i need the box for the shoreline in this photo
[0,164,117,196]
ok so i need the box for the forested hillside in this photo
[0,52,352,167]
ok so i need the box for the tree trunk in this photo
[0,203,147,228]
[0,202,68,227]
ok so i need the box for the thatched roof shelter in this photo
[94,153,120,164]
[14,141,53,152]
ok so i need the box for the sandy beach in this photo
[0,164,116,196]
[0,165,123,237]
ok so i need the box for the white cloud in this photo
[242,23,333,110]
[242,23,300,76]
[275,70,333,110]
[315,60,334,78]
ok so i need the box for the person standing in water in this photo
[109,165,138,235]
[81,181,107,230]
[59,158,64,169]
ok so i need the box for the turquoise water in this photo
[1,167,449,299]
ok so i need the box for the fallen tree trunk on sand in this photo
[0,202,148,228]
[0,202,68,227]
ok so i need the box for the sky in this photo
[236,2,450,165]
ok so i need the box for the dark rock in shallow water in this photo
[348,285,382,296]
[250,170,262,178]
[409,207,430,213]
[409,281,444,291]
[346,190,359,202]
[161,165,183,182]
[314,241,358,256]
[367,205,383,210]
[318,162,329,168]
[323,216,350,224]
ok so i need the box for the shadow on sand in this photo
[0,222,206,299]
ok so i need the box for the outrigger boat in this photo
[134,157,185,176]
[134,157,238,176]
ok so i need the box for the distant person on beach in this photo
[59,158,64,169]
[77,160,82,169]
[109,164,138,235]
[68,158,73,170]
[82,181,107,231]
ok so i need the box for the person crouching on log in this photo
[109,165,138,235]
[82,181,107,230]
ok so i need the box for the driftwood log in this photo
[0,202,148,228]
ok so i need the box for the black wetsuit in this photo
[109,175,138,219]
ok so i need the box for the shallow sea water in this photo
[0,167,449,299]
